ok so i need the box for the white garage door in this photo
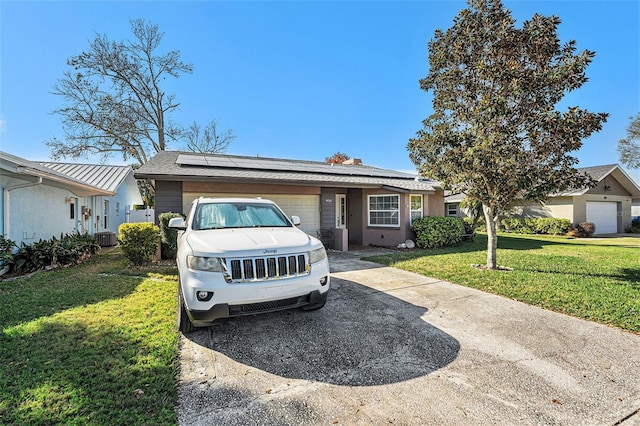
[586,201,618,234]
[183,193,320,235]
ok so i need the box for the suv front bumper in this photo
[188,289,328,325]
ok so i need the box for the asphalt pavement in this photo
[177,249,640,425]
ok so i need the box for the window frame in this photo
[446,203,459,217]
[367,194,400,227]
[410,194,423,225]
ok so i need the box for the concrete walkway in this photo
[177,250,640,425]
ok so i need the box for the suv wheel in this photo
[177,282,195,334]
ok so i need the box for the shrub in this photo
[577,222,596,237]
[118,223,160,266]
[412,216,464,248]
[568,222,596,238]
[627,218,640,233]
[624,224,640,233]
[462,217,476,235]
[158,212,184,260]
[12,232,100,274]
[0,235,17,268]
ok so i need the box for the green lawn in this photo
[0,249,180,425]
[364,234,640,334]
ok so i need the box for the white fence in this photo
[126,207,154,223]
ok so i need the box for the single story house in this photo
[134,151,444,250]
[445,164,640,235]
[1,151,143,247]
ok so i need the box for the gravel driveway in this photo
[177,250,640,425]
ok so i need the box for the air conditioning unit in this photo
[95,232,117,247]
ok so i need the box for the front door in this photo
[335,194,346,229]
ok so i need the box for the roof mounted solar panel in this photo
[176,154,208,166]
[175,153,417,179]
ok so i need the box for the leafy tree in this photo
[408,0,608,269]
[46,19,233,166]
[185,119,236,154]
[617,113,640,169]
[325,152,351,164]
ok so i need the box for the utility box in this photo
[95,232,117,247]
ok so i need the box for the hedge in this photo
[411,216,464,248]
[501,217,572,235]
[158,212,184,260]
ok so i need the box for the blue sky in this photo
[1,1,639,182]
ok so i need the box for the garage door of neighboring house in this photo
[586,201,618,234]
[183,193,320,236]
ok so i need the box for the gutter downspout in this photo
[3,175,43,240]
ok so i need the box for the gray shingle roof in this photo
[136,151,441,192]
[39,162,132,193]
[558,164,640,196]
[578,164,618,182]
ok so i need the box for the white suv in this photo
[169,197,330,333]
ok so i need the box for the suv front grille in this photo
[224,253,309,283]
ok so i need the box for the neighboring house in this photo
[135,151,444,250]
[444,164,640,235]
[1,151,143,247]
[444,192,467,218]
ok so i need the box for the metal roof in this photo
[39,162,132,193]
[0,151,112,196]
[137,151,441,192]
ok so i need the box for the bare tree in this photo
[46,19,193,165]
[184,120,235,154]
[325,152,350,164]
[618,113,640,169]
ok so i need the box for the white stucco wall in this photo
[2,179,90,246]
[2,172,142,246]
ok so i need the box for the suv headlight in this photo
[309,247,327,264]
[187,256,224,272]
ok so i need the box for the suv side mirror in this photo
[168,217,187,230]
[291,216,301,226]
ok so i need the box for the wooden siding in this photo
[154,180,183,223]
[320,188,338,230]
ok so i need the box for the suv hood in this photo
[186,227,314,256]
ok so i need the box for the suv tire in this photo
[178,282,195,334]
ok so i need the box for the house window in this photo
[446,203,459,217]
[70,202,75,220]
[410,195,423,225]
[368,194,400,227]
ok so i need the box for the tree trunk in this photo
[482,203,498,269]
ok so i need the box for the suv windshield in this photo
[193,202,291,230]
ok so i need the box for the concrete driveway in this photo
[177,250,640,425]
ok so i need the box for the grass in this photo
[364,233,640,334]
[0,249,180,425]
